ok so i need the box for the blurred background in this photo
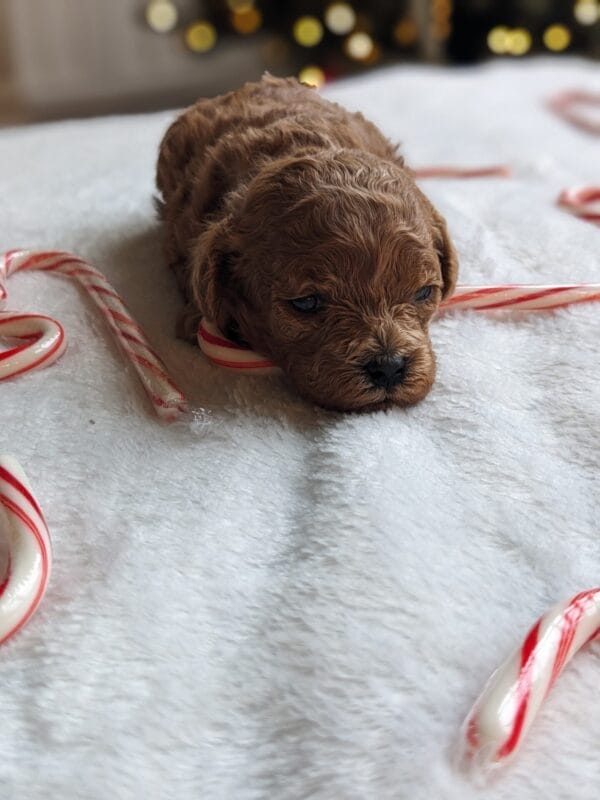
[0,0,598,126]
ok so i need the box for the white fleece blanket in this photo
[1,58,599,800]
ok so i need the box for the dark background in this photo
[1,0,598,125]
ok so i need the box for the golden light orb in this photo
[231,7,262,34]
[185,21,217,52]
[324,3,356,35]
[298,65,326,88]
[543,24,572,50]
[345,31,375,60]
[145,0,178,33]
[293,16,324,47]
[574,1,599,25]
[507,28,532,55]
[393,18,418,46]
[487,26,510,54]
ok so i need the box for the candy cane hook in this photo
[0,311,66,381]
[0,249,188,421]
[0,455,52,645]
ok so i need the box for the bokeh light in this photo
[231,7,262,34]
[574,0,600,25]
[298,65,326,88]
[324,3,356,35]
[145,0,178,34]
[543,24,572,50]
[345,32,375,60]
[185,21,217,52]
[293,16,324,47]
[487,26,510,53]
[507,28,532,55]
[393,18,418,46]
[488,26,533,56]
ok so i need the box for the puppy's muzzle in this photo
[364,356,407,391]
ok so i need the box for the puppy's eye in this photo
[289,295,322,313]
[414,285,434,302]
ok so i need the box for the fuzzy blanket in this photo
[0,58,599,800]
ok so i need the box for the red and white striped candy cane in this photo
[1,250,188,421]
[0,311,66,380]
[442,283,600,312]
[198,283,600,373]
[198,319,280,375]
[0,455,52,645]
[413,165,512,179]
[460,588,600,774]
[557,186,600,225]
[547,90,600,136]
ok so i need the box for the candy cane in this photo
[198,283,600,373]
[547,90,600,136]
[557,186,600,225]
[441,283,600,312]
[460,588,600,774]
[198,319,280,374]
[0,311,66,381]
[413,165,512,179]
[1,250,188,421]
[0,455,52,645]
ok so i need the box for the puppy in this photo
[156,74,458,411]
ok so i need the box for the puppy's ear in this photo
[430,207,458,300]
[189,216,241,332]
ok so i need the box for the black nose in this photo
[364,356,407,390]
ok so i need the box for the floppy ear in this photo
[188,216,241,334]
[430,207,459,300]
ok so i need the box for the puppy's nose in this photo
[364,356,407,390]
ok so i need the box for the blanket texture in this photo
[0,58,599,800]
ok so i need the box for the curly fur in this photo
[156,74,458,411]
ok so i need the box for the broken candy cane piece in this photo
[459,589,600,775]
[0,455,52,645]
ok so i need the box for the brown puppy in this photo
[156,74,458,411]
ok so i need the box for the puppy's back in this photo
[156,74,400,216]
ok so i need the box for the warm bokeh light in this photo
[185,21,217,52]
[487,26,510,54]
[488,26,533,56]
[293,16,324,47]
[431,0,452,18]
[543,24,572,50]
[574,0,600,25]
[231,7,262,34]
[298,65,326,88]
[345,31,375,60]
[393,18,418,46]
[324,3,356,35]
[507,28,532,55]
[145,0,178,34]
